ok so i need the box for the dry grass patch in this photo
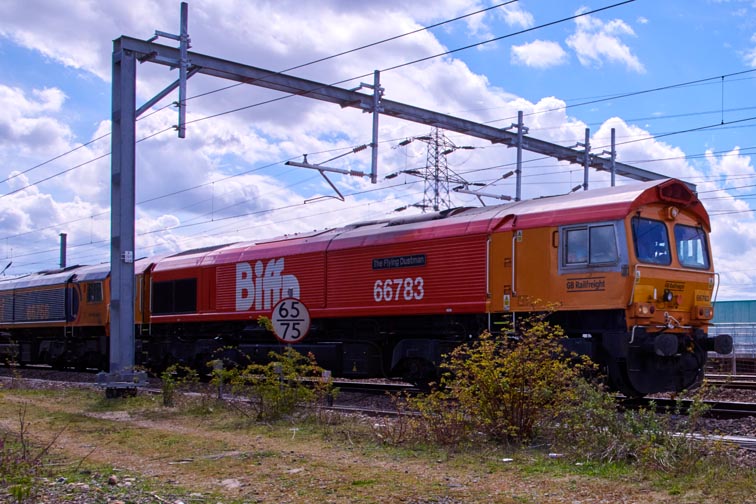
[0,385,755,503]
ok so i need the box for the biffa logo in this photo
[235,258,300,311]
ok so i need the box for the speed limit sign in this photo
[271,298,311,344]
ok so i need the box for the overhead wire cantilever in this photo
[285,145,369,202]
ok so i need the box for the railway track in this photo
[331,379,418,395]
[705,373,756,389]
[620,396,756,419]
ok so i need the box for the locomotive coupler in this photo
[663,312,682,330]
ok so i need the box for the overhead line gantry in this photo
[107,2,679,392]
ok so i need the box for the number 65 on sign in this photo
[271,298,311,344]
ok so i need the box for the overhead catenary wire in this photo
[7,109,756,246]
[2,1,520,191]
[0,0,688,211]
[8,0,756,280]
[6,0,742,211]
[179,1,637,129]
[0,0,648,241]
[486,68,756,126]
[5,179,427,272]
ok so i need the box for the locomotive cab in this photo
[619,200,732,395]
[491,179,732,397]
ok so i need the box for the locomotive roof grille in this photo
[168,243,234,258]
[658,181,695,205]
[386,207,472,227]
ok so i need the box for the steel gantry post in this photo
[108,40,137,381]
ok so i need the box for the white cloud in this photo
[743,33,756,66]
[0,0,753,297]
[705,147,756,190]
[0,85,71,152]
[497,4,535,28]
[565,9,645,73]
[511,40,568,69]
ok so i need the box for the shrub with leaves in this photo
[547,379,645,462]
[438,316,593,443]
[405,315,594,447]
[229,347,334,421]
[548,377,735,473]
[160,364,200,407]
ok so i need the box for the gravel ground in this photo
[16,474,195,504]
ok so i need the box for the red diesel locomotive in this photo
[0,178,732,396]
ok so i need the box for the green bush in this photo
[227,347,335,421]
[548,379,646,462]
[547,372,734,473]
[417,315,593,445]
[160,364,200,407]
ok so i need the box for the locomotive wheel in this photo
[211,347,251,371]
[400,357,437,388]
[605,360,642,398]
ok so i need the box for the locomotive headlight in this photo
[665,206,680,221]
[635,303,655,317]
[691,305,714,320]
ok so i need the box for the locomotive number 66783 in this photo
[373,277,424,302]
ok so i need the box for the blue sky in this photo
[1,0,756,299]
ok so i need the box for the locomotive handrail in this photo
[628,265,640,307]
[511,232,522,297]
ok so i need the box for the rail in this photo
[706,322,756,376]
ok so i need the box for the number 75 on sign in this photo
[271,298,311,344]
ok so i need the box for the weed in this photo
[160,363,200,407]
[371,393,425,446]
[1,340,25,390]
[548,379,738,474]
[0,404,65,503]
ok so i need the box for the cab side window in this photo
[565,228,588,265]
[563,224,618,267]
[87,282,103,303]
[590,225,619,264]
